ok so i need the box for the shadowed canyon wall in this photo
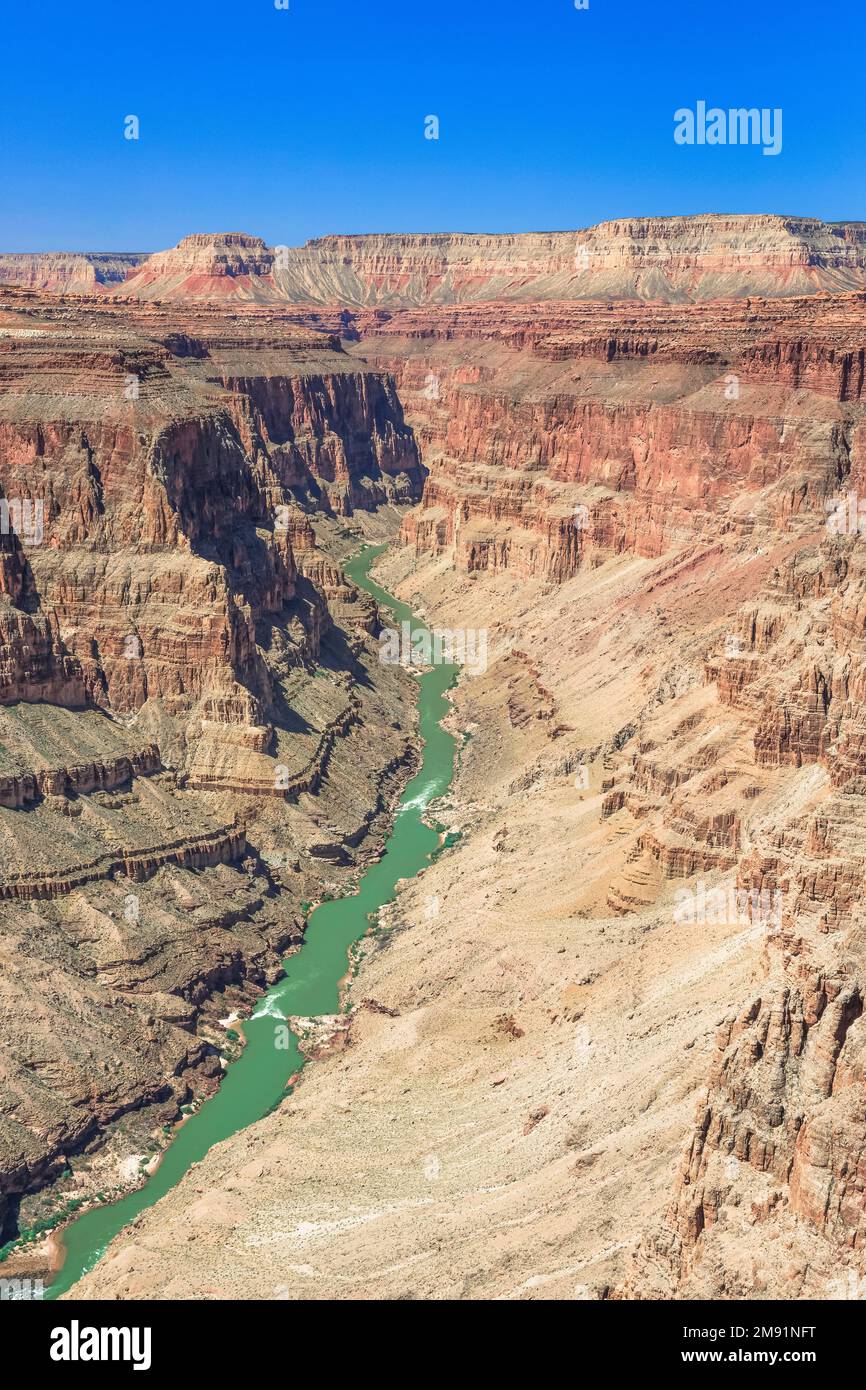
[0,287,423,1245]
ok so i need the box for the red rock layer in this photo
[328,296,863,583]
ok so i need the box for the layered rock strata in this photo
[68,274,866,1301]
[0,252,147,294]
[0,287,422,1251]
[117,220,866,307]
[10,221,866,1302]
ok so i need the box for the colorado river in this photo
[46,544,459,1298]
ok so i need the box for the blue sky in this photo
[0,0,860,250]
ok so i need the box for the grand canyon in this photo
[2,214,866,1304]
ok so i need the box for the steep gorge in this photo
[67,266,866,1301]
[5,223,866,1301]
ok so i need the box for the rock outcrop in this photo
[267,218,866,305]
[121,234,276,302]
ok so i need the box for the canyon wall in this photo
[0,286,422,1250]
[343,290,866,1298]
[271,217,866,305]
[346,295,865,580]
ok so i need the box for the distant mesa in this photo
[4,215,866,305]
[0,250,148,294]
[120,232,276,301]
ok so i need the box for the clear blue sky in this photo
[1,0,860,251]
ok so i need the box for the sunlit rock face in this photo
[0,252,148,294]
[332,286,866,1300]
[92,217,866,307]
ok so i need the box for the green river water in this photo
[45,544,458,1299]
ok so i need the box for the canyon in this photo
[2,215,866,1301]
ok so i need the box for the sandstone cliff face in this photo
[0,291,423,713]
[121,233,275,302]
[343,296,862,583]
[217,366,423,514]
